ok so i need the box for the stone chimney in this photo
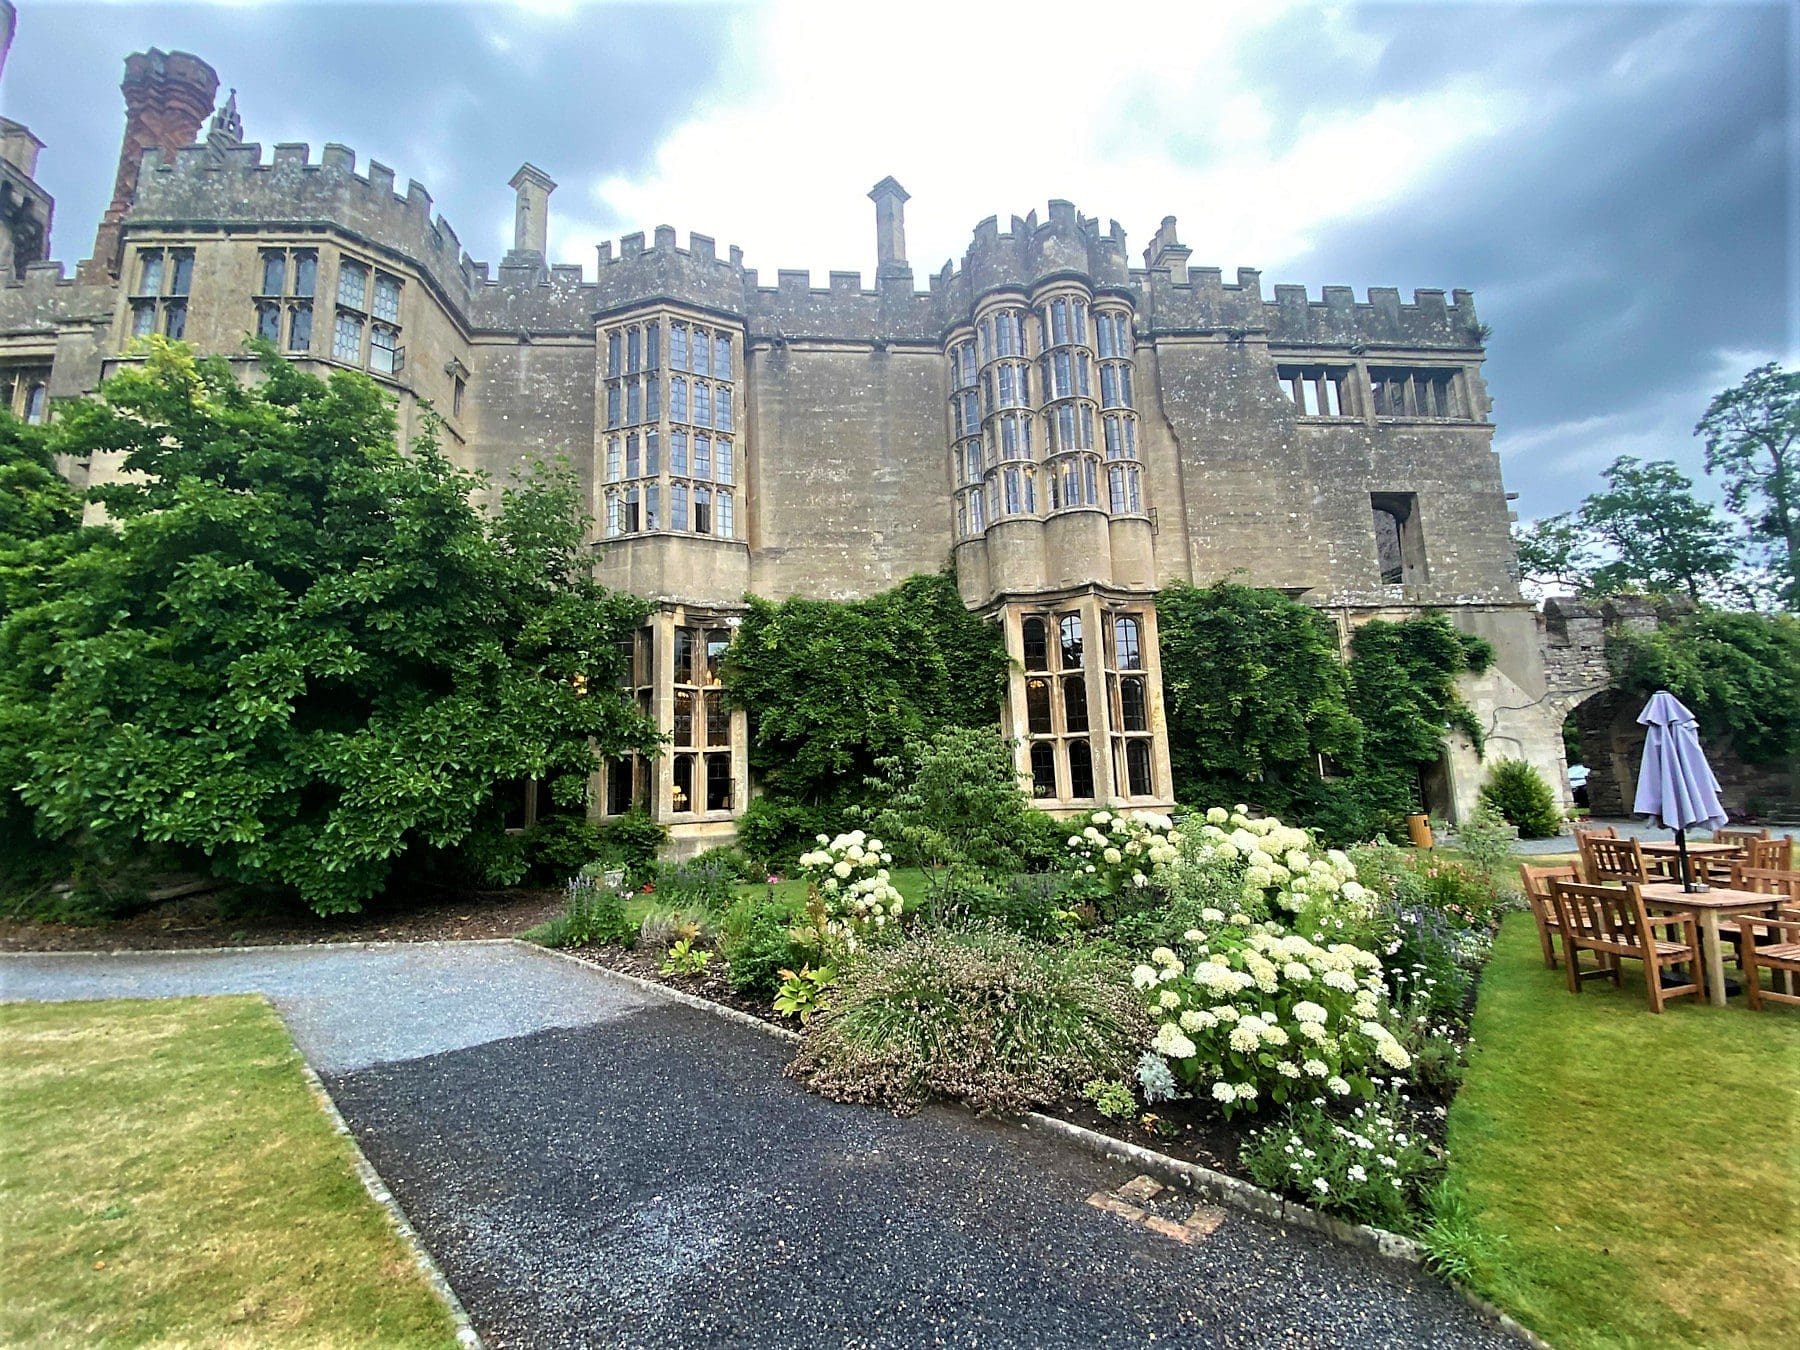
[508,163,556,257]
[868,176,910,277]
[82,48,219,281]
[1143,215,1191,285]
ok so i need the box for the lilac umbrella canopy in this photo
[1634,690,1728,837]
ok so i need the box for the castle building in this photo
[0,40,1569,855]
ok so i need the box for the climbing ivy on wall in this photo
[723,572,1010,807]
[1158,585,1493,841]
[1157,583,1363,812]
[1346,613,1495,821]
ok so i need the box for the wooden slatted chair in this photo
[1713,826,1770,847]
[1737,913,1800,1011]
[1719,865,1800,954]
[1550,879,1705,1013]
[1519,862,1580,968]
[1580,834,1651,885]
[1746,836,1794,871]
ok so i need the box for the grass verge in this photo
[0,996,460,1348]
[1443,912,1800,1348]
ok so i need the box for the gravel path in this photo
[3,942,1517,1349]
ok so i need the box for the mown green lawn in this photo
[0,996,459,1348]
[620,865,935,926]
[1446,913,1800,1348]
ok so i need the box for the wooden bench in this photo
[1550,879,1705,1013]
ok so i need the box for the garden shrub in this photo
[692,845,759,882]
[1136,920,1409,1116]
[1179,807,1373,932]
[719,892,807,998]
[866,725,1030,901]
[1241,1089,1441,1230]
[643,854,740,912]
[724,572,1009,806]
[788,928,1150,1115]
[1478,759,1562,839]
[733,796,843,873]
[528,873,634,948]
[1014,808,1071,873]
[1062,808,1182,909]
[521,813,608,885]
[638,906,712,952]
[1452,802,1519,881]
[915,873,1071,940]
[594,809,669,881]
[1157,582,1363,812]
[796,830,905,946]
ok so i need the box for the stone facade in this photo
[0,46,1573,851]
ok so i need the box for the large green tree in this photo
[0,340,655,913]
[1577,455,1742,601]
[1695,362,1799,607]
[1608,608,1800,765]
[1156,581,1362,808]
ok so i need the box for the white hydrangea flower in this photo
[1131,964,1159,989]
[1303,1059,1328,1077]
[1211,1082,1237,1103]
[1293,1001,1327,1025]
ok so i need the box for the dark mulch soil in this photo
[1047,1095,1253,1177]
[553,942,794,1029]
[0,886,565,952]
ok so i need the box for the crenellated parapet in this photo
[0,260,115,334]
[125,141,484,307]
[929,200,1133,327]
[1138,266,1483,351]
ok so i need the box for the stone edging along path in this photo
[292,1036,484,1350]
[518,940,1555,1350]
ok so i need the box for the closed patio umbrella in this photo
[1633,690,1728,892]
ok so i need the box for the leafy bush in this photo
[1453,802,1519,881]
[521,813,607,885]
[1137,921,1409,1117]
[1081,1078,1138,1120]
[638,906,711,952]
[719,892,807,998]
[661,937,713,976]
[1,342,655,915]
[724,571,1009,805]
[1063,808,1182,901]
[1179,807,1373,931]
[594,810,669,881]
[796,830,905,945]
[691,845,759,882]
[1157,581,1363,811]
[866,725,1030,900]
[773,964,836,1022]
[733,796,843,873]
[1014,808,1072,873]
[527,873,635,949]
[1241,1089,1441,1230]
[788,928,1150,1115]
[1479,760,1562,839]
[643,855,740,912]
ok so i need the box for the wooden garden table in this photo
[1641,882,1782,1008]
[1637,840,1743,862]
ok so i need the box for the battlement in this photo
[128,139,485,304]
[0,261,116,333]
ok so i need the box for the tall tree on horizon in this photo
[1696,361,1799,608]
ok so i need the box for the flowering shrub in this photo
[796,830,904,945]
[1064,809,1181,895]
[1241,1089,1441,1230]
[1135,920,1410,1117]
[1180,806,1373,929]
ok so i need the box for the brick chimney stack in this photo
[868,176,910,277]
[82,48,219,282]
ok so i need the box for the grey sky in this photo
[2,0,1792,525]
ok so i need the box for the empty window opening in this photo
[1371,492,1428,587]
